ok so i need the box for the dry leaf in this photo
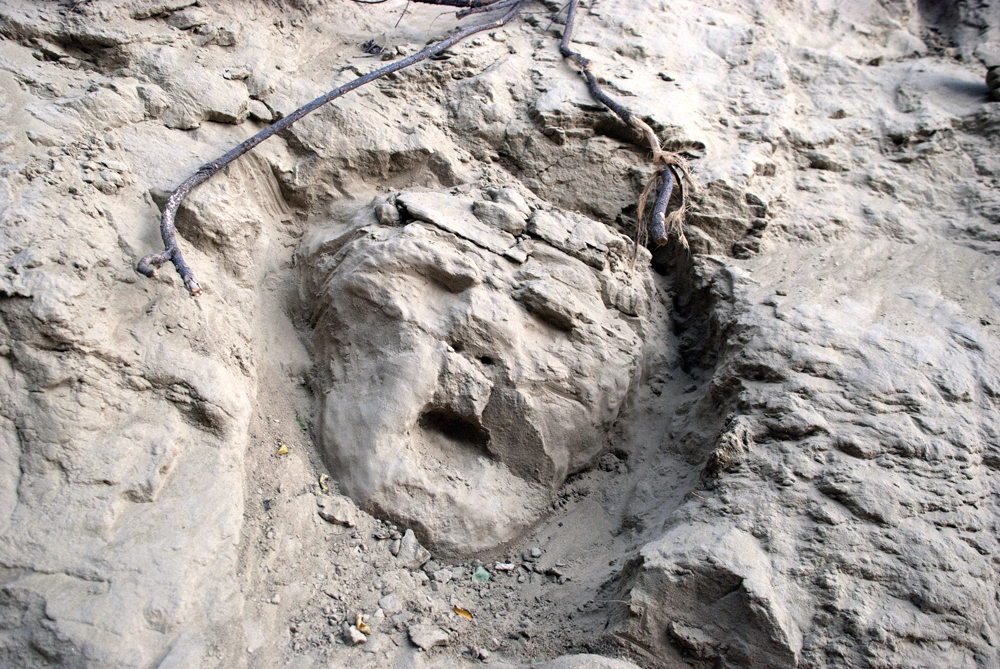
[276,443,289,456]
[454,605,473,621]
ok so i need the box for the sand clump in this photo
[298,188,661,555]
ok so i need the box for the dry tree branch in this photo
[137,0,526,296]
[638,154,693,247]
[558,0,693,259]
[457,0,519,19]
[139,0,696,295]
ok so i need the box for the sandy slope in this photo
[1,0,999,667]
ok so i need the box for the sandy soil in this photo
[2,1,1000,668]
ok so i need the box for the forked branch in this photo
[137,1,526,296]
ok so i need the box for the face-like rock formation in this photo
[300,187,661,553]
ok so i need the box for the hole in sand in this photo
[418,408,491,453]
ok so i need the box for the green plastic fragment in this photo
[471,566,491,583]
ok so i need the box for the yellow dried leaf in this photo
[454,605,473,621]
[276,443,289,456]
[319,474,330,494]
[356,612,372,635]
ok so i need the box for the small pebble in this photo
[345,625,367,645]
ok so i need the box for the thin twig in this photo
[395,0,410,28]
[544,1,570,32]
[457,0,517,19]
[138,1,527,296]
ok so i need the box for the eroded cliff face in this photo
[0,0,999,668]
